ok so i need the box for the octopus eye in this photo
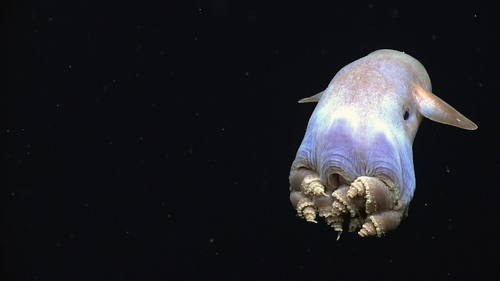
[403,110,410,120]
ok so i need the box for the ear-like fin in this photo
[298,91,323,103]
[414,85,478,130]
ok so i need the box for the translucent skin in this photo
[289,49,477,237]
[295,50,430,206]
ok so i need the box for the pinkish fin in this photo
[298,91,323,103]
[414,85,478,130]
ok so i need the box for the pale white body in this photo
[289,49,477,237]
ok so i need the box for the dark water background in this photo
[6,1,499,280]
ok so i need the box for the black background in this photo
[5,1,499,281]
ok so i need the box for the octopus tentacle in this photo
[331,185,358,217]
[358,210,403,237]
[296,198,317,223]
[348,176,396,214]
[313,196,334,218]
[301,174,327,196]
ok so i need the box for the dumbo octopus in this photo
[289,49,477,238]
